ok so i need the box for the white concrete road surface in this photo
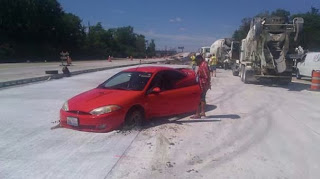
[1,66,320,179]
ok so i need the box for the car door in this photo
[310,53,320,75]
[168,85,201,115]
[145,70,200,117]
[304,53,313,76]
[298,55,307,76]
[145,71,174,117]
[164,70,201,115]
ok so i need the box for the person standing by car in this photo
[191,55,211,119]
[209,54,217,77]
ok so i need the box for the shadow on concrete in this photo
[205,104,217,112]
[258,81,310,91]
[253,77,312,92]
[140,104,240,129]
[204,114,241,119]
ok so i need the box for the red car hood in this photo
[68,88,142,112]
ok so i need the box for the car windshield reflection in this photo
[99,72,152,91]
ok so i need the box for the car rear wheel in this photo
[124,109,144,130]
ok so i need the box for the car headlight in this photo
[62,101,69,111]
[90,105,121,115]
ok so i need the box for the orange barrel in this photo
[311,70,320,90]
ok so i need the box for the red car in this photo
[60,66,201,132]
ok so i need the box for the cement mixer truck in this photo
[237,16,304,84]
[210,38,240,70]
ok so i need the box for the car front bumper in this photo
[60,109,125,132]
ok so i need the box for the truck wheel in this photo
[240,65,245,81]
[243,69,248,83]
[243,68,253,84]
[232,69,239,76]
[296,69,301,79]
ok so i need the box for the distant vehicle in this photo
[199,47,211,62]
[210,38,240,70]
[236,16,304,84]
[60,66,201,132]
[296,52,320,79]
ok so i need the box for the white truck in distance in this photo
[199,47,211,62]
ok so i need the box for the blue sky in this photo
[58,0,320,51]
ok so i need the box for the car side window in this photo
[165,70,185,82]
[147,70,185,92]
[147,72,166,92]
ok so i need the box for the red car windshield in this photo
[99,72,153,91]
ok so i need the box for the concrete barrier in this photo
[0,60,164,89]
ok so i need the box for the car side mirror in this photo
[151,87,161,93]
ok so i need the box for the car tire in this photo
[124,108,144,130]
[296,69,301,79]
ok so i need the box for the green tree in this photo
[232,9,290,42]
[271,9,290,21]
[146,39,156,57]
[0,0,154,61]
[85,23,111,57]
[232,18,251,41]
[292,7,320,51]
[57,13,86,51]
[134,35,146,57]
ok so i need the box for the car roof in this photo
[124,66,174,73]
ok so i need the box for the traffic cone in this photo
[108,56,112,62]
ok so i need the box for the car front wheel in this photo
[124,109,144,130]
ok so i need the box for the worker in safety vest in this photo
[190,53,196,71]
[209,54,217,77]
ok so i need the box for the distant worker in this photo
[190,53,196,71]
[209,54,218,77]
[191,55,211,119]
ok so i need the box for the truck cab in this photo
[199,47,211,62]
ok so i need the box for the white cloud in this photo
[179,27,186,31]
[169,17,183,23]
[175,17,182,22]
